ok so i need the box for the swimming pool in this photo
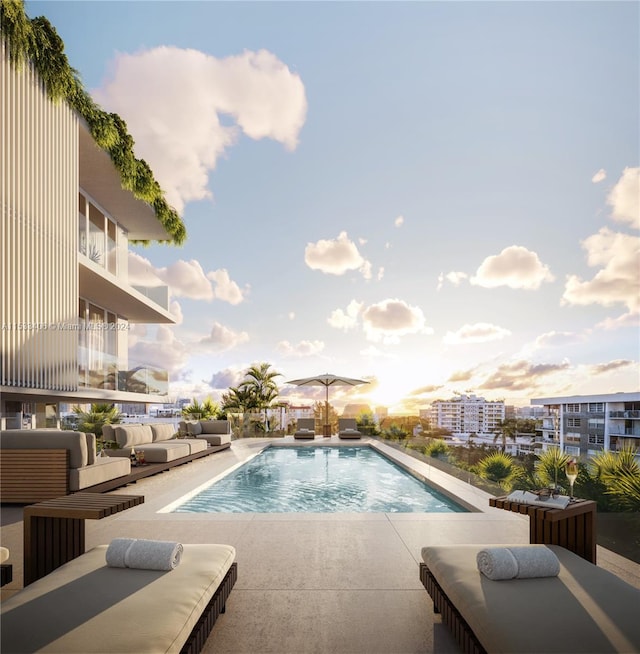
[171,445,468,513]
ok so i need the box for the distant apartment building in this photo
[530,392,640,458]
[429,394,505,436]
[1,30,182,428]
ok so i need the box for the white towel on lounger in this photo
[476,547,519,580]
[106,538,183,571]
[477,546,560,580]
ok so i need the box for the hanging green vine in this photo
[1,0,186,245]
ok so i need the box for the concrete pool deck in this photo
[2,436,639,653]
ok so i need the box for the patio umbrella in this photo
[286,373,370,436]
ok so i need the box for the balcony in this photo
[79,349,168,396]
[609,410,640,419]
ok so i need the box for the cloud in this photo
[362,298,432,343]
[596,312,640,330]
[471,245,555,289]
[562,227,640,313]
[129,325,190,372]
[328,300,363,331]
[305,231,371,277]
[534,330,583,348]
[206,367,248,390]
[437,271,468,291]
[394,215,404,228]
[169,300,183,325]
[592,169,606,183]
[448,368,476,383]
[206,269,248,305]
[276,339,325,357]
[479,359,570,391]
[94,46,307,213]
[443,322,511,345]
[127,252,246,304]
[589,359,635,375]
[199,322,249,351]
[377,267,385,281]
[607,167,640,229]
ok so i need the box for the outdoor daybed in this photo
[0,429,131,503]
[0,543,237,654]
[294,418,316,439]
[420,544,640,654]
[338,418,362,439]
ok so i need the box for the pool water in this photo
[172,446,468,513]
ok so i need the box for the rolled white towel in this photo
[105,537,136,568]
[124,539,184,571]
[476,547,518,580]
[508,545,560,579]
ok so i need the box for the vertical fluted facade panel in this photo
[1,43,78,391]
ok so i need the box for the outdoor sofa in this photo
[0,543,237,654]
[0,429,131,503]
[294,418,316,439]
[179,419,232,446]
[338,418,362,439]
[102,423,209,461]
[420,543,640,654]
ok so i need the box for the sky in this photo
[27,0,640,414]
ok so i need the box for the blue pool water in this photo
[172,446,468,513]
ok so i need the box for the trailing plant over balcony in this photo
[0,0,186,245]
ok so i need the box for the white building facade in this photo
[1,34,181,428]
[429,394,505,437]
[530,392,640,459]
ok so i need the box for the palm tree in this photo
[238,363,282,432]
[182,397,219,420]
[590,444,640,511]
[477,452,524,491]
[493,418,537,453]
[72,403,122,444]
[534,447,571,491]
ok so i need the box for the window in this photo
[565,432,581,443]
[568,418,581,427]
[588,403,604,413]
[588,434,605,445]
[588,418,604,428]
[566,404,581,413]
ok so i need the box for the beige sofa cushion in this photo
[84,433,97,465]
[69,457,131,491]
[0,543,236,653]
[131,442,191,462]
[186,421,203,436]
[150,423,177,442]
[199,420,231,435]
[421,544,640,654]
[113,424,153,449]
[197,433,231,446]
[0,429,87,468]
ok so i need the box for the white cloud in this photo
[607,167,640,229]
[591,169,606,183]
[377,267,385,281]
[534,330,583,348]
[437,271,468,290]
[127,252,165,286]
[129,325,189,372]
[443,322,511,345]
[199,322,249,351]
[276,339,325,357]
[305,231,371,277]
[328,300,363,331]
[157,259,213,300]
[206,269,247,305]
[169,300,183,325]
[94,46,307,213]
[288,312,295,320]
[562,227,640,313]
[471,245,554,290]
[362,298,432,343]
[394,215,404,228]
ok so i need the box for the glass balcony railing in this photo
[132,285,170,311]
[609,410,640,419]
[78,348,168,396]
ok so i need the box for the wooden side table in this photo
[489,496,597,563]
[23,492,144,585]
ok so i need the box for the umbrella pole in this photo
[324,386,330,437]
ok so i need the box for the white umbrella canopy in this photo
[286,373,370,436]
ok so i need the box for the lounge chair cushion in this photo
[197,433,231,446]
[0,429,88,468]
[0,543,236,653]
[200,420,231,435]
[421,544,640,654]
[186,421,203,436]
[69,457,131,491]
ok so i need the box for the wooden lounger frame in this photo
[181,561,237,654]
[419,562,487,654]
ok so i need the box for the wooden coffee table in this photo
[23,492,144,585]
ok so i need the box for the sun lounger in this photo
[1,543,237,653]
[294,418,316,439]
[338,418,362,439]
[420,544,640,654]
